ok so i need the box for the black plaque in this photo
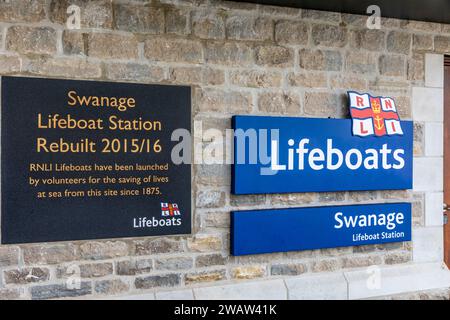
[1,76,191,244]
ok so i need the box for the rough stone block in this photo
[400,20,441,32]
[196,88,252,114]
[229,70,282,88]
[169,66,202,85]
[0,0,46,22]
[135,274,181,289]
[62,30,85,55]
[341,13,367,27]
[166,8,190,35]
[187,233,222,252]
[302,10,341,23]
[287,72,327,88]
[312,24,347,47]
[379,55,406,77]
[24,57,102,79]
[105,63,165,83]
[201,212,230,229]
[4,267,50,284]
[135,237,184,255]
[195,163,231,186]
[258,91,301,115]
[384,252,412,265]
[387,31,412,54]
[318,192,346,202]
[144,37,202,63]
[0,246,19,267]
[319,247,353,257]
[23,244,78,265]
[95,279,129,295]
[379,190,410,200]
[6,26,57,55]
[299,49,342,71]
[57,262,113,279]
[394,96,411,119]
[196,190,226,208]
[229,194,266,206]
[271,263,307,276]
[341,255,383,269]
[205,41,253,66]
[231,265,266,279]
[203,67,226,85]
[226,16,272,41]
[347,191,378,202]
[270,193,316,205]
[330,75,367,90]
[350,29,385,51]
[413,34,434,52]
[434,35,450,53]
[113,4,164,33]
[353,242,403,253]
[260,5,300,17]
[79,241,129,260]
[275,20,308,45]
[345,51,377,74]
[196,253,228,267]
[192,10,225,39]
[368,79,409,95]
[310,259,341,273]
[413,122,425,156]
[237,252,284,264]
[304,92,339,117]
[31,282,92,300]
[116,258,153,275]
[185,269,226,284]
[154,257,193,271]
[255,45,294,68]
[87,33,139,59]
[0,55,21,74]
[412,196,425,226]
[0,288,22,300]
[408,53,425,81]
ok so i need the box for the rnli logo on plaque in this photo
[161,203,181,217]
[348,91,403,137]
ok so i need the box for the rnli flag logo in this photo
[161,203,181,216]
[348,91,403,137]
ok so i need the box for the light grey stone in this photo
[194,279,287,300]
[285,272,347,300]
[412,87,443,122]
[425,54,444,88]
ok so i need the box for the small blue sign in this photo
[231,203,411,256]
[232,116,413,194]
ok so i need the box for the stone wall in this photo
[0,0,447,299]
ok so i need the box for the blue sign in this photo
[231,203,411,256]
[232,116,413,194]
